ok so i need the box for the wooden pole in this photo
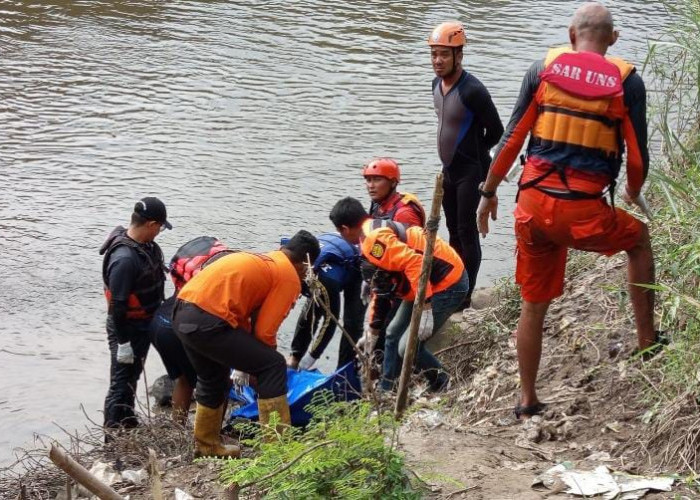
[394,173,444,418]
[48,445,123,500]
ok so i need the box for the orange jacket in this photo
[177,251,300,348]
[360,220,463,300]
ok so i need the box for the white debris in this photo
[90,461,121,485]
[121,467,148,485]
[410,409,445,429]
[76,461,121,497]
[175,488,195,500]
[533,463,674,499]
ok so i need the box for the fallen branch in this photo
[48,445,123,500]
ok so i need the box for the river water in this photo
[0,0,669,464]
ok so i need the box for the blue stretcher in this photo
[228,362,361,426]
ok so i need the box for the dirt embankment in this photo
[400,251,696,499]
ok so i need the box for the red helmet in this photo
[362,158,401,183]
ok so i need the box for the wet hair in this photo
[130,212,150,227]
[284,230,320,265]
[571,2,614,40]
[329,197,368,229]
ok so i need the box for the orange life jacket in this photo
[522,47,635,194]
[370,192,426,227]
[100,226,165,320]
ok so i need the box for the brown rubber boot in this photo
[257,395,291,438]
[193,403,241,458]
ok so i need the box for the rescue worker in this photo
[363,158,426,360]
[430,21,504,307]
[172,231,319,457]
[99,197,170,433]
[149,236,233,424]
[476,2,658,419]
[330,197,468,392]
[288,232,365,371]
[363,157,426,228]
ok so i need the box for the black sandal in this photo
[514,401,548,420]
[631,331,669,361]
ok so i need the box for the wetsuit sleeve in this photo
[489,61,544,177]
[106,248,138,344]
[254,279,299,348]
[466,82,504,149]
[621,72,649,195]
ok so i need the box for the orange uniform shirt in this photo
[177,251,300,348]
[360,222,464,301]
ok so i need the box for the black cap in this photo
[134,197,172,229]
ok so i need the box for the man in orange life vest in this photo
[363,157,426,228]
[100,197,170,432]
[172,231,319,457]
[330,197,468,392]
[476,2,659,419]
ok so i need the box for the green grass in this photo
[641,0,700,402]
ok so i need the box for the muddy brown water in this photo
[0,1,669,464]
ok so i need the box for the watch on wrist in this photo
[478,182,496,199]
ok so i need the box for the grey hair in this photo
[570,2,614,40]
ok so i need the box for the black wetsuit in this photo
[100,227,165,429]
[433,69,504,300]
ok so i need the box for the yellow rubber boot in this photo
[193,403,241,458]
[257,395,291,438]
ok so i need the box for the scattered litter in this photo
[76,461,121,497]
[410,409,445,429]
[585,451,613,462]
[88,461,121,486]
[533,463,674,499]
[603,421,621,433]
[121,467,148,485]
[175,488,195,500]
[558,316,576,333]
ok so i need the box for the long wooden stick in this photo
[49,445,123,500]
[394,173,444,418]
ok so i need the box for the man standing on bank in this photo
[172,231,320,458]
[100,197,170,433]
[476,2,659,419]
[430,21,504,308]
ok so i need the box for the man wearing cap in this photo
[430,21,504,308]
[99,197,171,433]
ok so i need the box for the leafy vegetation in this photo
[641,0,700,399]
[219,392,423,499]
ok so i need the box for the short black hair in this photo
[329,197,368,229]
[130,212,150,227]
[285,230,320,264]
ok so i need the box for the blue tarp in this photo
[228,362,361,426]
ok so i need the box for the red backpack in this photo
[169,236,235,291]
